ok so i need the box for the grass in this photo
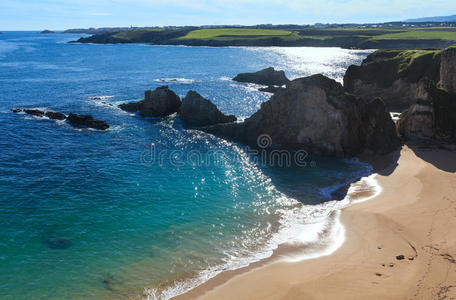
[179,28,292,40]
[112,29,164,41]
[371,30,456,41]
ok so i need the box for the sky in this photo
[1,0,455,30]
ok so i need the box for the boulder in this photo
[11,108,22,113]
[45,111,67,120]
[179,91,236,126]
[67,113,109,130]
[24,109,45,117]
[440,46,456,94]
[344,49,441,107]
[397,78,456,142]
[203,74,399,157]
[118,86,181,117]
[233,67,289,86]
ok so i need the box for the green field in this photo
[371,30,456,41]
[179,28,292,39]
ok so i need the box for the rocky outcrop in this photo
[24,109,45,117]
[67,113,110,130]
[203,74,399,157]
[119,86,181,117]
[45,111,66,120]
[178,91,236,126]
[440,46,456,94]
[40,30,54,34]
[233,67,289,86]
[397,78,456,142]
[12,108,109,130]
[344,49,441,107]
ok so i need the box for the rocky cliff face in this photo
[440,46,456,94]
[233,67,289,86]
[203,74,399,157]
[344,49,441,107]
[178,91,236,126]
[397,78,456,142]
[119,86,181,117]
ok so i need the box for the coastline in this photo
[174,144,456,299]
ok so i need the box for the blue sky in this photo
[1,0,455,30]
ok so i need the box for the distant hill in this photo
[405,15,456,22]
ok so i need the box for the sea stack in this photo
[233,67,290,86]
[119,86,181,117]
[178,91,236,126]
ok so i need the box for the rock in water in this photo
[397,78,456,142]
[67,113,109,130]
[44,237,72,249]
[24,109,45,117]
[440,46,456,94]
[11,108,22,113]
[233,67,289,86]
[118,86,181,117]
[179,91,236,126]
[45,111,67,120]
[203,74,399,157]
[344,49,441,107]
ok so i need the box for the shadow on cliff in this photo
[407,141,456,173]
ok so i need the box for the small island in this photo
[40,29,55,34]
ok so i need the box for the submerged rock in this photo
[67,113,109,130]
[24,109,45,117]
[344,49,441,107]
[118,86,181,117]
[44,237,72,249]
[178,91,236,126]
[258,85,285,93]
[233,67,289,86]
[203,74,399,157]
[45,111,67,120]
[11,108,22,113]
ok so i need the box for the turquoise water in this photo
[0,32,373,299]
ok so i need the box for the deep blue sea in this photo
[0,31,374,299]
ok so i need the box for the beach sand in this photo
[175,144,456,299]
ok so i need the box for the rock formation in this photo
[45,111,67,120]
[203,74,399,157]
[178,91,236,126]
[67,113,110,130]
[12,108,109,130]
[233,67,289,86]
[119,86,181,117]
[397,78,456,142]
[440,46,456,94]
[344,49,441,107]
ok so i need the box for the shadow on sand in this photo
[407,141,456,173]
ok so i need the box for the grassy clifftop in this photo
[74,27,456,49]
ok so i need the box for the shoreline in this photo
[173,144,456,299]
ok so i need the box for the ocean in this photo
[0,31,375,299]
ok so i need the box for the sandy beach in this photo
[176,144,456,300]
